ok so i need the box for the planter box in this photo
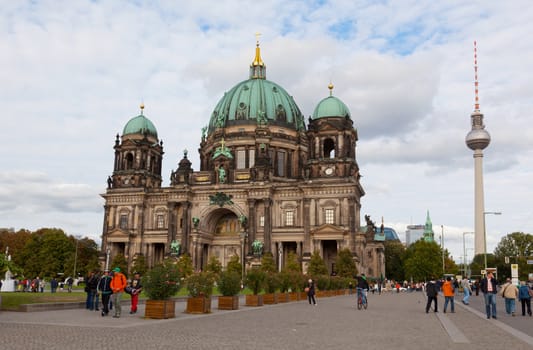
[218,295,239,310]
[263,293,278,305]
[277,292,289,303]
[288,292,299,301]
[186,297,212,314]
[245,294,264,307]
[316,291,327,298]
[144,300,176,319]
[299,291,308,300]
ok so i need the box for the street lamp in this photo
[483,211,502,272]
[105,246,111,271]
[73,238,80,280]
[441,225,445,274]
[463,232,474,277]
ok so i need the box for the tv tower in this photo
[465,41,491,257]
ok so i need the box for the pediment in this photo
[311,224,347,240]
[107,229,130,242]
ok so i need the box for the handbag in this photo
[124,286,133,294]
[304,287,310,293]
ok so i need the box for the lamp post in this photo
[463,232,474,277]
[239,230,248,279]
[441,225,445,274]
[105,246,111,271]
[483,211,502,272]
[73,238,80,280]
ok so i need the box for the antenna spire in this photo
[474,41,480,111]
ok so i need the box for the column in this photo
[348,197,356,251]
[167,202,177,255]
[247,198,256,252]
[263,198,272,253]
[303,198,311,254]
[182,201,191,254]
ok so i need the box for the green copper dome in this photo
[207,42,305,134]
[312,95,351,120]
[123,106,158,138]
[312,84,351,119]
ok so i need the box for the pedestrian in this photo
[97,270,113,317]
[66,276,73,292]
[425,277,439,313]
[442,277,455,313]
[129,272,143,314]
[110,267,127,318]
[348,281,353,295]
[86,271,99,311]
[480,271,498,319]
[39,278,45,293]
[305,278,317,305]
[500,278,518,316]
[474,279,480,296]
[357,274,370,306]
[50,277,58,293]
[461,278,472,305]
[518,280,532,316]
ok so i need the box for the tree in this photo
[110,253,128,277]
[384,240,405,281]
[283,251,301,273]
[307,250,328,276]
[176,253,194,278]
[226,254,242,277]
[0,229,32,268]
[260,252,276,273]
[131,254,148,276]
[403,240,442,281]
[205,255,222,278]
[335,248,356,278]
[493,232,533,281]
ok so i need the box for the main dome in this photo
[207,42,305,134]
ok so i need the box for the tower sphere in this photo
[465,127,490,150]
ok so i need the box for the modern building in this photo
[100,41,385,277]
[405,225,424,246]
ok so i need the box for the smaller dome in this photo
[123,114,158,138]
[312,95,351,119]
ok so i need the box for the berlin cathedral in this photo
[101,41,385,278]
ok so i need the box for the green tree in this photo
[384,240,405,281]
[260,252,276,273]
[307,250,328,276]
[110,253,128,277]
[205,255,223,278]
[226,254,242,278]
[335,248,357,278]
[176,253,194,278]
[282,251,301,273]
[403,240,442,281]
[0,229,32,268]
[493,232,533,281]
[131,254,148,275]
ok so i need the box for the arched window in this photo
[125,153,134,169]
[323,138,335,158]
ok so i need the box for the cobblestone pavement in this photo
[1,292,532,350]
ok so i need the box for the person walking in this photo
[129,272,143,314]
[97,270,113,317]
[518,280,532,317]
[480,271,498,319]
[461,278,472,305]
[110,267,127,318]
[501,278,519,316]
[306,279,316,305]
[50,277,58,293]
[442,277,455,313]
[425,278,439,313]
[86,271,99,311]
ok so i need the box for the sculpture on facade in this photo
[192,217,200,229]
[170,240,181,255]
[252,240,263,256]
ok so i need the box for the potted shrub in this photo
[217,271,241,310]
[142,259,181,319]
[278,271,291,303]
[186,271,215,314]
[263,272,280,304]
[244,268,265,306]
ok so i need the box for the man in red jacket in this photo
[110,267,127,318]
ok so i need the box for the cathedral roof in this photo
[122,104,158,138]
[207,41,305,135]
[312,83,351,120]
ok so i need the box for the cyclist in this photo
[357,274,370,307]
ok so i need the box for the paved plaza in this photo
[1,291,532,350]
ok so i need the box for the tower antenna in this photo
[474,41,480,111]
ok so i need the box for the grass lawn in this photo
[0,291,86,310]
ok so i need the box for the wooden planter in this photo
[299,291,308,300]
[288,292,299,301]
[144,299,176,319]
[186,296,212,314]
[218,295,239,310]
[277,292,289,303]
[263,293,278,305]
[245,294,264,307]
[316,290,327,298]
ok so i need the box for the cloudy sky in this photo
[1,0,532,264]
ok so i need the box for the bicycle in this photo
[357,287,368,310]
